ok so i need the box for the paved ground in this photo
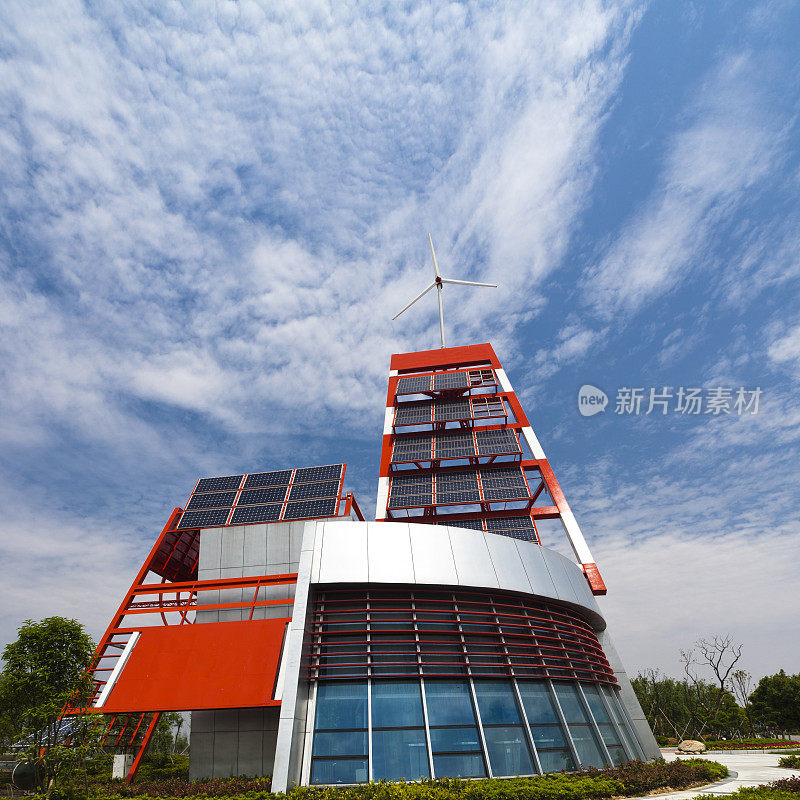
[637,750,800,799]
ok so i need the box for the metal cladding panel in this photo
[515,540,559,598]
[317,521,368,584]
[448,528,498,588]
[243,525,268,567]
[485,533,532,594]
[542,548,583,607]
[100,619,288,712]
[198,529,222,571]
[266,523,292,566]
[366,522,414,584]
[221,526,245,569]
[408,524,458,585]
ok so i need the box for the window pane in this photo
[530,724,568,749]
[425,681,478,726]
[607,745,627,766]
[553,683,590,723]
[569,724,607,767]
[538,748,575,772]
[315,682,367,730]
[518,681,559,724]
[429,726,481,753]
[581,684,612,724]
[473,681,522,725]
[602,686,640,757]
[311,757,368,784]
[372,729,430,780]
[433,753,486,778]
[312,730,367,757]
[597,723,622,747]
[372,681,424,728]
[483,725,535,776]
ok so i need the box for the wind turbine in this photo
[393,234,497,348]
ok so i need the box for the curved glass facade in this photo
[309,678,643,783]
[307,589,642,784]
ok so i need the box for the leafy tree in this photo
[0,617,96,790]
[749,671,800,733]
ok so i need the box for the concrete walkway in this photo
[636,750,800,799]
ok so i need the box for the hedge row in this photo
[86,758,726,800]
[696,775,800,800]
[778,756,800,769]
[705,740,800,751]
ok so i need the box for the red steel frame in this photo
[377,344,607,595]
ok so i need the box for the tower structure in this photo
[63,350,658,785]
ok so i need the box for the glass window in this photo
[315,681,367,730]
[517,681,560,724]
[372,729,429,780]
[429,727,482,752]
[538,748,575,772]
[473,681,522,724]
[483,725,535,776]
[602,686,641,759]
[529,724,569,749]
[425,681,478,726]
[553,683,588,723]
[581,684,612,724]
[312,730,367,757]
[311,758,368,784]
[433,753,486,778]
[372,681,424,728]
[569,723,607,768]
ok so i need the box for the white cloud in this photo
[767,321,800,376]
[582,52,785,317]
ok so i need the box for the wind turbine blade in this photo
[392,282,437,319]
[440,277,498,288]
[428,233,441,278]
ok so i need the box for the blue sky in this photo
[1,0,798,684]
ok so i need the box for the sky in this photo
[0,0,798,687]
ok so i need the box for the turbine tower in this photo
[393,234,497,348]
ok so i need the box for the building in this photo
[71,342,660,786]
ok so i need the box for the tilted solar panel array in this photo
[387,364,539,543]
[176,464,344,529]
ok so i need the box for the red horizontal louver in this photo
[309,588,616,686]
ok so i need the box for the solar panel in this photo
[433,399,470,421]
[243,470,292,489]
[294,464,343,483]
[177,508,230,529]
[284,497,338,520]
[397,375,431,394]
[433,431,475,458]
[388,493,433,509]
[230,504,282,524]
[486,516,536,531]
[394,402,433,425]
[185,491,237,511]
[289,480,340,501]
[436,489,481,505]
[238,486,288,505]
[480,467,529,500]
[475,429,520,455]
[440,519,484,531]
[436,471,479,489]
[392,436,433,462]
[431,371,468,390]
[195,475,243,493]
[472,397,505,417]
[468,369,495,386]
[390,477,434,498]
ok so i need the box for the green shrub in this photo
[695,775,800,800]
[779,755,800,769]
[705,740,800,751]
[88,758,726,800]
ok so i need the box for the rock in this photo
[677,739,707,753]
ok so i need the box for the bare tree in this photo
[680,635,744,738]
[731,669,754,737]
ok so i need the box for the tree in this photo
[749,671,800,733]
[0,617,96,790]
